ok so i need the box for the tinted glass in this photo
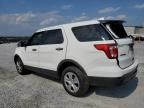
[72,24,112,42]
[28,32,43,45]
[40,29,63,45]
[109,23,128,38]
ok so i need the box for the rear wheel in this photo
[15,57,28,75]
[62,66,89,97]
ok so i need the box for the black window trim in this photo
[109,23,128,39]
[101,24,115,40]
[27,29,64,46]
[39,29,64,45]
[27,32,44,46]
[102,22,129,39]
[71,24,113,42]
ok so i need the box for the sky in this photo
[0,0,144,36]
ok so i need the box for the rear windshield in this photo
[106,23,128,39]
[72,24,112,42]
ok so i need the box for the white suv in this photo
[14,20,138,97]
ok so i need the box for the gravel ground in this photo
[0,42,144,108]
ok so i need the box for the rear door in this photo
[116,39,134,69]
[39,29,67,71]
[105,23,134,69]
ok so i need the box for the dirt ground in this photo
[0,42,144,108]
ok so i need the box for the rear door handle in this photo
[32,49,37,51]
[56,47,63,51]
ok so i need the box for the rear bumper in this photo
[88,65,138,86]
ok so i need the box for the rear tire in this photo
[62,66,89,97]
[15,57,28,75]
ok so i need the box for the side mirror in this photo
[17,40,27,47]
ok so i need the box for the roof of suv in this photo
[36,19,124,33]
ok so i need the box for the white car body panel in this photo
[14,20,138,79]
[39,27,67,71]
[25,45,39,67]
[116,38,134,69]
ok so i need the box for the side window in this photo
[72,24,112,42]
[40,29,64,45]
[28,32,43,45]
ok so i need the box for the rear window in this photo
[72,24,112,42]
[106,23,128,39]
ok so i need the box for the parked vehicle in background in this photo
[131,34,144,41]
[14,20,138,97]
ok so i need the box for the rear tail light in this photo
[94,43,118,59]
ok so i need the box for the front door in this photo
[39,29,67,71]
[24,32,43,68]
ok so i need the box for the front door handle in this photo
[56,47,63,51]
[32,49,37,51]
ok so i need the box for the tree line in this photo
[0,36,30,44]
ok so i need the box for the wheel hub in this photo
[16,61,22,73]
[64,72,80,93]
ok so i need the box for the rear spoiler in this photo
[99,20,125,24]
